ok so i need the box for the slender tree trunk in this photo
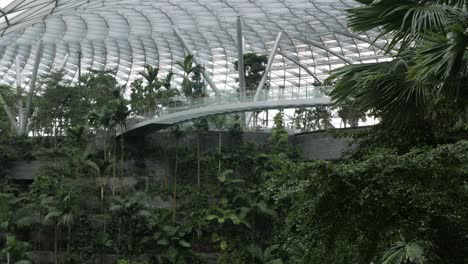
[120,126,124,178]
[197,135,201,190]
[103,129,107,161]
[251,213,255,264]
[58,228,62,264]
[172,139,178,226]
[6,233,10,264]
[112,131,117,197]
[164,149,169,188]
[54,225,58,264]
[464,104,468,123]
[218,131,222,174]
[67,226,71,254]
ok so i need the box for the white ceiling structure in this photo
[0,0,391,93]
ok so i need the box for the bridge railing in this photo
[125,85,332,128]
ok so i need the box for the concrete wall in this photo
[292,132,351,160]
[8,130,355,180]
[145,130,352,160]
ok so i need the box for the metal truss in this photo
[0,0,392,94]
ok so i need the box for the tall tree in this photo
[234,53,269,92]
[130,65,177,116]
[177,54,206,100]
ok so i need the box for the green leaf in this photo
[178,240,191,248]
[157,238,170,246]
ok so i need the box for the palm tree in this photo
[109,192,151,262]
[382,237,429,264]
[247,245,283,264]
[177,54,196,99]
[176,54,205,101]
[328,1,468,123]
[43,189,76,264]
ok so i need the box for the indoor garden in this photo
[0,0,468,264]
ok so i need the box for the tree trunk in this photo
[172,139,178,226]
[218,131,222,174]
[54,225,58,264]
[120,127,124,178]
[112,131,117,197]
[197,135,201,191]
[67,226,71,254]
[251,213,255,264]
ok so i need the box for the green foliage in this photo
[177,54,206,99]
[152,225,191,249]
[247,245,283,264]
[328,0,468,124]
[130,64,177,115]
[263,140,468,264]
[382,237,430,264]
[293,106,333,132]
[228,114,243,145]
[109,192,151,258]
[0,235,31,264]
[270,112,288,150]
[234,52,269,91]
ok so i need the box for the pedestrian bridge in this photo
[121,86,333,136]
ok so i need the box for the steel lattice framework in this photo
[0,0,391,92]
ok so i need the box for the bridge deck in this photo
[122,96,332,136]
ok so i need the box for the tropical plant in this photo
[43,186,77,264]
[270,112,288,150]
[177,54,206,100]
[247,245,283,264]
[152,224,192,249]
[293,107,334,131]
[0,188,16,264]
[382,238,430,264]
[234,53,269,92]
[337,104,366,128]
[109,192,151,261]
[0,235,31,264]
[328,0,468,124]
[130,64,176,116]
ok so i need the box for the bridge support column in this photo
[174,27,220,96]
[237,16,247,123]
[246,31,283,125]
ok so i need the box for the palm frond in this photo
[409,24,468,97]
[348,1,466,52]
[328,54,435,123]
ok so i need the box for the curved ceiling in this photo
[0,0,391,93]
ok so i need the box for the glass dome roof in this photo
[0,0,391,92]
